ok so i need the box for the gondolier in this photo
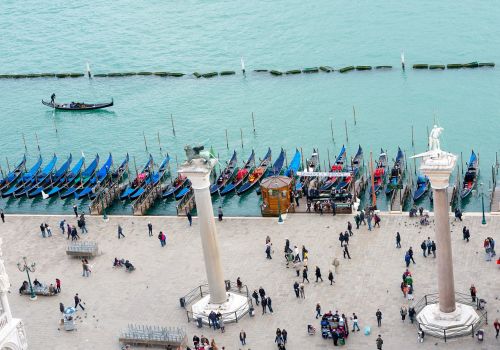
[51,93,56,104]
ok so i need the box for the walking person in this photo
[493,318,500,338]
[360,209,366,225]
[339,232,344,247]
[59,219,65,234]
[74,293,85,310]
[265,243,272,259]
[421,240,427,257]
[376,309,382,327]
[404,251,411,268]
[117,225,125,239]
[1,209,5,223]
[367,212,372,231]
[470,284,477,302]
[147,222,153,236]
[239,330,246,346]
[302,268,310,283]
[261,296,267,314]
[408,307,416,324]
[80,218,88,234]
[40,223,46,238]
[426,237,432,255]
[328,270,334,285]
[266,296,273,313]
[293,282,300,298]
[431,241,436,258]
[343,245,351,259]
[218,206,223,221]
[281,329,287,344]
[374,213,381,227]
[352,313,360,331]
[343,231,349,246]
[396,232,401,248]
[187,211,192,226]
[252,289,260,305]
[400,305,407,322]
[67,223,72,239]
[315,266,323,282]
[376,335,384,350]
[299,282,305,298]
[315,302,322,319]
[73,204,78,217]
[347,221,353,236]
[408,246,416,264]
[45,223,52,237]
[55,278,61,293]
[158,231,166,247]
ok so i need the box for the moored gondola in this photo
[60,154,100,199]
[0,155,27,192]
[385,147,404,195]
[237,148,272,195]
[219,150,255,196]
[336,145,363,191]
[44,156,85,198]
[371,149,387,195]
[461,150,478,199]
[210,151,238,195]
[28,154,73,198]
[413,175,429,201]
[1,155,43,198]
[320,145,346,191]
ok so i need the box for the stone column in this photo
[420,152,457,313]
[179,159,226,304]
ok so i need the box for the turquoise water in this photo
[1,0,499,215]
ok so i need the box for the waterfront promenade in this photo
[2,213,499,349]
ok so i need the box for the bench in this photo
[66,241,98,258]
[21,285,57,296]
[119,324,187,349]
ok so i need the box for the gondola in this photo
[413,175,429,201]
[296,149,319,191]
[461,150,478,199]
[385,147,405,195]
[75,154,113,200]
[237,148,272,195]
[44,156,85,198]
[371,149,387,195]
[336,145,363,191]
[60,154,100,199]
[120,155,153,200]
[163,176,189,199]
[219,150,255,196]
[112,154,130,179]
[320,145,346,191]
[130,155,170,200]
[0,155,26,192]
[175,184,192,200]
[13,154,58,198]
[1,155,43,198]
[42,99,113,111]
[27,154,73,198]
[210,151,238,195]
[269,148,285,176]
[284,149,301,178]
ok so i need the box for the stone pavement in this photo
[1,213,499,350]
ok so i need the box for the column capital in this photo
[417,151,457,190]
[178,158,217,190]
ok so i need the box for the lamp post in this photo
[479,183,486,225]
[17,257,36,301]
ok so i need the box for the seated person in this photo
[124,260,134,270]
[307,324,316,334]
[33,278,42,287]
[113,257,122,267]
[48,284,57,294]
[19,281,28,294]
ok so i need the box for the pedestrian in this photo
[187,211,192,226]
[354,213,360,229]
[347,221,353,236]
[74,293,85,310]
[374,213,381,227]
[265,243,272,259]
[426,237,432,255]
[367,212,372,231]
[299,282,305,298]
[59,219,65,234]
[148,222,153,236]
[73,204,78,217]
[219,317,225,333]
[261,296,267,314]
[404,251,411,268]
[408,307,416,324]
[218,206,223,221]
[431,241,436,258]
[258,286,266,299]
[315,302,322,319]
[45,223,52,237]
[343,231,349,245]
[376,309,382,327]
[454,207,463,221]
[266,296,273,313]
[59,302,65,315]
[192,335,200,349]
[117,225,125,239]
[0,209,4,223]
[40,223,46,238]
[294,190,300,206]
[360,210,366,225]
[420,240,427,257]
[55,278,61,293]
[302,268,310,283]
[252,289,260,305]
[71,226,79,240]
[332,201,336,216]
[470,284,477,302]
[239,330,246,345]
[396,232,401,248]
[67,223,71,239]
[376,334,383,350]
[328,270,334,285]
[462,226,467,240]
[158,231,166,247]
[352,313,360,331]
[408,246,416,264]
[332,257,340,275]
[82,259,90,277]
[343,245,351,259]
[306,200,311,212]
[315,266,323,282]
[339,232,344,247]
[294,260,301,277]
[400,305,407,322]
[281,329,287,344]
[464,228,470,242]
[494,318,500,338]
[293,281,300,298]
[80,218,88,234]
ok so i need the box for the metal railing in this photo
[412,292,488,342]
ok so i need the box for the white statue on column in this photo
[0,238,28,350]
[429,125,443,152]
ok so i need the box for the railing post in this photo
[425,295,427,305]
[200,286,203,298]
[235,311,238,323]
[444,329,446,342]
[471,324,474,338]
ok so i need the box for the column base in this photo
[416,303,480,338]
[191,292,250,323]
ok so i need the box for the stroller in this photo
[475,328,484,341]
[307,325,316,335]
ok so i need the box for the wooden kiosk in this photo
[260,175,293,217]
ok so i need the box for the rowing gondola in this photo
[385,147,405,195]
[13,154,58,198]
[371,149,387,195]
[320,145,346,191]
[1,155,43,198]
[27,154,73,198]
[237,148,272,195]
[42,99,113,111]
[0,155,26,192]
[210,151,238,195]
[44,156,85,198]
[219,150,255,196]
[461,150,478,199]
[60,154,100,199]
[120,155,153,200]
[413,175,429,201]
